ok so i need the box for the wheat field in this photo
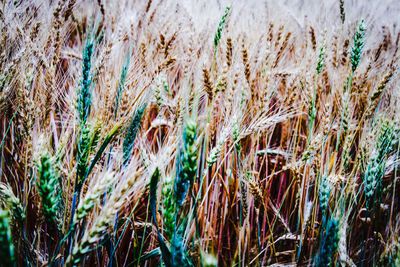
[1,0,400,266]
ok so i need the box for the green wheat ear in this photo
[37,154,60,230]
[0,209,15,267]
[162,176,175,238]
[174,118,197,209]
[75,119,105,189]
[114,46,132,119]
[319,175,331,216]
[76,125,91,187]
[316,40,326,75]
[339,0,345,24]
[73,171,115,227]
[214,6,230,47]
[315,217,340,267]
[364,120,397,212]
[233,122,241,151]
[165,118,198,267]
[89,118,102,151]
[149,168,173,267]
[350,19,366,72]
[0,183,25,223]
[122,103,147,166]
[78,35,95,125]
